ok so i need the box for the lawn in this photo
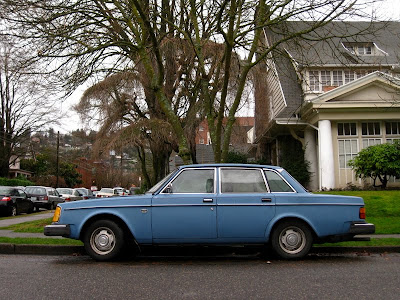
[318,190,400,234]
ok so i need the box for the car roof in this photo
[178,163,281,170]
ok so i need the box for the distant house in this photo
[8,156,32,179]
[170,117,255,168]
[254,21,400,190]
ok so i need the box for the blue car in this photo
[45,164,375,261]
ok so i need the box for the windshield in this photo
[100,188,113,194]
[147,170,177,194]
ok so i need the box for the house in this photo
[170,117,255,168]
[8,156,32,179]
[254,21,400,190]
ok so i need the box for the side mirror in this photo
[163,184,173,194]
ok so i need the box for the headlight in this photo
[52,206,62,222]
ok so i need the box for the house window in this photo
[358,45,372,55]
[344,70,355,84]
[332,71,343,86]
[338,123,357,136]
[320,71,331,86]
[362,122,380,136]
[199,138,205,144]
[307,69,377,92]
[385,122,400,135]
[309,71,320,91]
[199,125,204,132]
[362,138,381,149]
[338,139,358,169]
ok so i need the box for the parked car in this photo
[113,187,128,196]
[0,186,34,216]
[45,164,375,261]
[56,188,84,202]
[75,188,95,200]
[25,186,64,211]
[96,188,119,198]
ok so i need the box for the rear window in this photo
[25,187,46,195]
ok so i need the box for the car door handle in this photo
[261,198,272,202]
[203,198,214,202]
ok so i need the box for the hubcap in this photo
[279,227,306,254]
[90,227,116,255]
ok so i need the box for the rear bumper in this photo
[349,222,375,235]
[44,224,71,237]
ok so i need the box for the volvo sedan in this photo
[45,164,375,261]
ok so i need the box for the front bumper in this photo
[44,224,71,237]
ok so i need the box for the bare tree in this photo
[0,37,58,177]
[0,0,379,164]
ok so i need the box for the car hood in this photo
[58,194,153,209]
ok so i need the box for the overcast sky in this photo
[56,0,400,133]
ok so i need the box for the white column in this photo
[318,120,335,189]
[304,128,319,191]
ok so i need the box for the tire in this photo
[271,220,313,259]
[83,220,125,261]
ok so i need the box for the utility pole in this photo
[56,131,60,188]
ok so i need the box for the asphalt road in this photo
[0,253,399,300]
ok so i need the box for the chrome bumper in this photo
[44,224,71,237]
[349,222,375,235]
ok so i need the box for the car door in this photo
[216,167,276,241]
[151,168,217,242]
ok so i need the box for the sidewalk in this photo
[0,212,399,256]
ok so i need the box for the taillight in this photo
[83,196,89,199]
[359,207,366,219]
[65,197,71,201]
[44,196,49,201]
[1,197,11,201]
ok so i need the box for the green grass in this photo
[318,190,400,234]
[0,237,83,245]
[0,218,53,233]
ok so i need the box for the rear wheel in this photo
[271,220,313,259]
[83,220,125,261]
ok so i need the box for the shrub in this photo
[349,141,400,189]
[0,177,34,187]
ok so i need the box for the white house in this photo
[254,21,400,190]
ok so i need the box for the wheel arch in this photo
[266,216,318,242]
[79,213,136,244]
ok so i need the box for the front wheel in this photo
[83,220,125,261]
[271,220,313,259]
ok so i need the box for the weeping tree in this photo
[75,72,178,186]
[1,0,378,164]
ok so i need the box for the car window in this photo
[221,168,267,193]
[166,169,214,194]
[18,190,27,197]
[264,170,294,192]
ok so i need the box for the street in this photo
[0,252,399,300]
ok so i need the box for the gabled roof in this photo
[301,71,400,115]
[266,21,400,67]
[308,71,400,103]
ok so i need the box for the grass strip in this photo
[0,237,83,245]
[0,218,53,233]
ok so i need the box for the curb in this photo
[0,244,399,256]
